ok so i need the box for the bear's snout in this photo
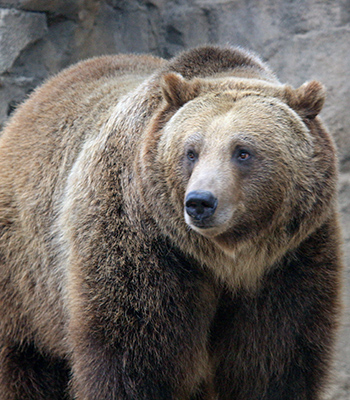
[185,190,218,222]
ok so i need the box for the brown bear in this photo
[0,46,343,400]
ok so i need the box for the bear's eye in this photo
[237,149,251,161]
[187,150,197,162]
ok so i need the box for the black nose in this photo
[185,191,218,221]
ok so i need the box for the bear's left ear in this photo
[285,80,326,120]
[161,73,200,108]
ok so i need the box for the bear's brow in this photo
[185,132,204,146]
[232,134,258,148]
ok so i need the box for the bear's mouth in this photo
[188,219,215,229]
[184,206,237,238]
[184,213,229,238]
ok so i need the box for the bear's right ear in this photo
[161,73,200,108]
[285,81,326,120]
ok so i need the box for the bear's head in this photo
[138,72,337,287]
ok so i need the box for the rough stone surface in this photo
[0,0,349,398]
[0,8,47,73]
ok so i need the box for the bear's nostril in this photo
[185,191,218,221]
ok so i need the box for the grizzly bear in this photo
[0,46,343,400]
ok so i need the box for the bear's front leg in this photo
[210,220,342,400]
[67,240,217,400]
[0,339,70,400]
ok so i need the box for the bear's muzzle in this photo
[185,190,218,222]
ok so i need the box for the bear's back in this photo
[0,53,165,227]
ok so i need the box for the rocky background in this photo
[0,0,349,397]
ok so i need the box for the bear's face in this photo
[140,73,335,263]
[158,90,313,239]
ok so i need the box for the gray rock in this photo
[0,8,47,74]
[0,0,80,16]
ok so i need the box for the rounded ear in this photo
[285,81,326,120]
[161,73,201,107]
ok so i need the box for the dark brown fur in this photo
[0,46,343,399]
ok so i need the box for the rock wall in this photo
[0,0,349,398]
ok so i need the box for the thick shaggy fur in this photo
[0,46,343,399]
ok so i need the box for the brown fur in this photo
[0,46,343,399]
